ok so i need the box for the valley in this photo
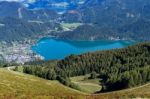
[1,0,150,42]
[0,0,150,98]
[0,0,150,64]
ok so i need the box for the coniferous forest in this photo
[1,0,150,98]
[22,42,150,92]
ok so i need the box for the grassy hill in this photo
[0,68,85,99]
[0,67,150,98]
[20,42,150,98]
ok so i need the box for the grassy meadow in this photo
[60,23,83,31]
[70,75,102,93]
[0,68,85,99]
[0,67,150,99]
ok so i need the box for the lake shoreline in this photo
[32,38,136,60]
[0,37,136,64]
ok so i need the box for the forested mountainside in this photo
[61,0,150,41]
[0,17,61,41]
[0,1,58,20]
[1,0,150,41]
[0,1,61,42]
[23,42,150,92]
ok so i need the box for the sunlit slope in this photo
[0,68,84,99]
[0,68,150,99]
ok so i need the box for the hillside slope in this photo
[0,67,150,98]
[0,17,60,41]
[61,0,150,41]
[23,42,150,94]
[0,68,84,99]
[0,1,58,20]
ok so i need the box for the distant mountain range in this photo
[0,0,105,13]
[1,0,150,41]
[0,1,61,42]
[61,0,150,41]
[0,0,88,13]
[26,0,87,13]
[0,1,58,20]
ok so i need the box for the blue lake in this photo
[32,38,135,60]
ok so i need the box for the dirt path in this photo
[7,66,25,76]
[7,67,12,71]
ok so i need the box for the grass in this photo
[0,68,150,98]
[0,68,85,99]
[60,23,83,31]
[70,75,102,93]
[16,66,23,72]
[70,75,101,84]
[70,75,150,98]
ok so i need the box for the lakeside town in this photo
[0,41,44,64]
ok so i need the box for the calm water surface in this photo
[32,38,135,60]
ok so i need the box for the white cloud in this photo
[0,0,36,3]
[26,0,36,3]
[0,0,24,2]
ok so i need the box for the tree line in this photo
[22,42,150,92]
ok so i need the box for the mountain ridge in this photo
[1,0,150,41]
